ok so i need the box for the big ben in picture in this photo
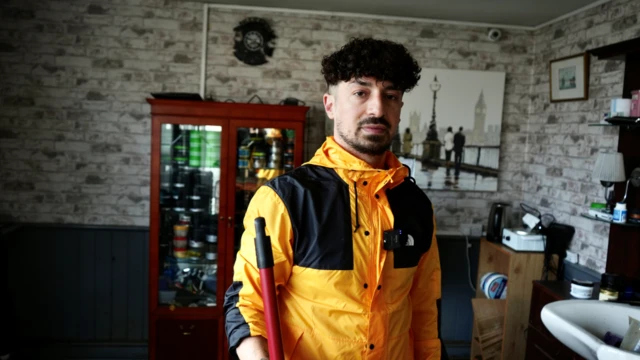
[471,90,486,145]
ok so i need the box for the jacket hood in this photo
[305,136,409,184]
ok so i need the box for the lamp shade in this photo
[593,152,626,183]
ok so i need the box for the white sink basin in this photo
[541,300,640,360]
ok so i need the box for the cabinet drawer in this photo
[526,325,583,360]
[157,319,218,360]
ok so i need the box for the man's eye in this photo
[354,91,366,97]
[386,94,397,100]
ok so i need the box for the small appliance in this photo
[502,228,545,252]
[487,202,510,243]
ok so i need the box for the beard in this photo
[336,116,393,156]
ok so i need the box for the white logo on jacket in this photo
[406,234,414,246]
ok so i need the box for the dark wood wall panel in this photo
[62,230,80,339]
[94,230,113,341]
[112,234,129,340]
[610,126,640,279]
[78,232,96,340]
[437,235,481,359]
[127,231,146,341]
[3,224,477,358]
[5,225,149,343]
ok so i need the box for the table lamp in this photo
[593,152,626,213]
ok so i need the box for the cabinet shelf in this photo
[580,213,640,227]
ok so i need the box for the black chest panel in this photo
[266,165,353,270]
[385,179,434,268]
[266,165,434,271]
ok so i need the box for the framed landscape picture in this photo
[549,53,589,102]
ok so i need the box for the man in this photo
[443,126,454,168]
[224,38,444,359]
[391,131,402,155]
[453,126,465,179]
[402,127,413,157]
[421,124,441,169]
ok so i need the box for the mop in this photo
[254,217,284,360]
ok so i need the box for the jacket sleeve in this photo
[410,209,442,360]
[223,185,294,357]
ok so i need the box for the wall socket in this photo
[470,224,483,237]
[460,224,483,237]
[565,250,579,264]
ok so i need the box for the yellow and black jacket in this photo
[224,137,442,359]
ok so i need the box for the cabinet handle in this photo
[183,332,191,336]
[228,216,232,228]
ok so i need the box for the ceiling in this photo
[203,0,607,28]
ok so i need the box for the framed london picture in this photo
[549,53,589,102]
[394,68,506,192]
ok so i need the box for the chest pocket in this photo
[385,179,434,268]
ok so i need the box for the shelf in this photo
[588,117,640,127]
[580,213,640,227]
[173,259,218,269]
[589,37,640,59]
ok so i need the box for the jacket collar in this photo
[305,136,409,186]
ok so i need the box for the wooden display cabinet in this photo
[147,99,308,360]
[589,38,640,281]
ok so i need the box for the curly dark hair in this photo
[321,37,421,93]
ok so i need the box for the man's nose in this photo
[366,93,384,118]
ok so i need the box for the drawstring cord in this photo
[353,181,360,233]
[402,164,416,183]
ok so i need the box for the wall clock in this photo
[233,17,277,66]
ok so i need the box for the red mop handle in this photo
[254,217,284,360]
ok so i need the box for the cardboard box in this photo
[632,90,640,117]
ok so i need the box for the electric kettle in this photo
[487,202,510,243]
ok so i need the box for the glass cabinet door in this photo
[232,127,298,260]
[157,124,223,308]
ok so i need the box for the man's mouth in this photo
[360,125,389,135]
[358,116,391,136]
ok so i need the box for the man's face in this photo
[323,76,403,156]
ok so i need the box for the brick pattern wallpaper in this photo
[527,0,640,272]
[1,0,207,226]
[0,0,533,228]
[0,0,638,272]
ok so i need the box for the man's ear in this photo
[323,92,335,120]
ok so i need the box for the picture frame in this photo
[549,53,589,102]
[398,68,506,192]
